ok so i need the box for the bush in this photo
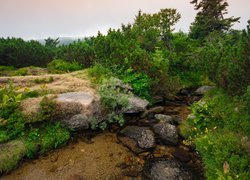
[47,59,83,73]
[87,64,113,84]
[195,131,250,179]
[119,68,151,100]
[180,89,250,179]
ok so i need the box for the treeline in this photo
[0,2,249,97]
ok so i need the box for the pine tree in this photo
[189,0,240,39]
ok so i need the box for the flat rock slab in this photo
[117,126,156,154]
[57,92,94,106]
[143,158,193,180]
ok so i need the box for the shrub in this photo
[87,64,113,84]
[195,131,250,179]
[47,59,83,73]
[119,68,151,100]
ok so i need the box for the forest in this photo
[0,0,249,179]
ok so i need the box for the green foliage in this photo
[47,59,83,73]
[180,89,250,179]
[195,131,250,179]
[33,77,54,84]
[99,77,129,112]
[39,96,57,121]
[87,64,113,84]
[24,122,70,158]
[0,83,26,143]
[119,68,151,100]
[190,0,240,39]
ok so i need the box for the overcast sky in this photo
[0,0,249,40]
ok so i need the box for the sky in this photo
[0,0,249,40]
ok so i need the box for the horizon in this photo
[0,0,249,40]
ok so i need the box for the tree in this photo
[45,37,60,48]
[189,0,240,39]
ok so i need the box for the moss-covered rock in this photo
[0,140,26,173]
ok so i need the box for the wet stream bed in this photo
[1,97,204,180]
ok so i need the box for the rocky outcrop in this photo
[117,126,156,153]
[55,92,101,127]
[0,140,26,173]
[195,86,215,95]
[143,158,193,180]
[153,122,178,145]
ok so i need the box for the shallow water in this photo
[1,98,203,180]
[2,133,137,180]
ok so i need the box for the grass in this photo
[0,140,26,173]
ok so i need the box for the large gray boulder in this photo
[56,92,101,126]
[195,86,215,95]
[143,159,193,180]
[153,122,178,145]
[117,126,156,153]
[123,96,149,114]
[0,140,26,173]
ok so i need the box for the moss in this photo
[0,140,26,173]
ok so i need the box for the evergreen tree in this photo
[189,0,240,39]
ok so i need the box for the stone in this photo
[153,122,178,145]
[118,126,156,153]
[123,96,149,114]
[148,106,164,114]
[152,96,164,104]
[62,114,89,131]
[143,158,193,180]
[195,86,215,95]
[0,140,26,173]
[56,91,101,121]
[154,114,173,124]
[187,114,196,120]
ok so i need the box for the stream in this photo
[1,94,204,180]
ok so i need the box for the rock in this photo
[154,114,173,124]
[118,126,156,153]
[148,106,164,114]
[56,92,101,122]
[152,96,164,104]
[123,96,149,114]
[153,122,178,145]
[143,158,193,180]
[195,86,215,95]
[0,140,26,173]
[62,114,89,131]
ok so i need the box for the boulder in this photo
[117,126,156,153]
[56,92,101,122]
[0,140,26,173]
[143,158,193,180]
[63,114,89,131]
[154,114,173,124]
[195,86,215,95]
[123,96,149,114]
[153,122,178,145]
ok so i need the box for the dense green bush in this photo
[47,59,83,73]
[180,89,250,179]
